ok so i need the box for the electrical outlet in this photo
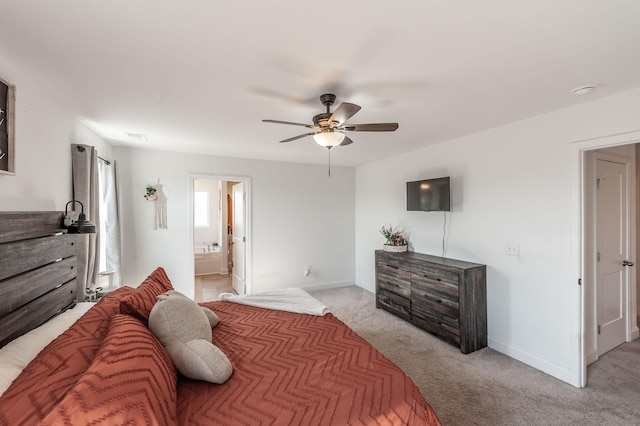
[505,242,520,256]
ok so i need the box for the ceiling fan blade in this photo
[339,135,354,146]
[279,132,315,143]
[263,119,315,129]
[341,123,399,132]
[250,87,311,105]
[329,102,361,126]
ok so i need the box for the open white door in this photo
[231,182,246,294]
[595,157,629,356]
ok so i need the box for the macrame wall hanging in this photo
[145,179,169,229]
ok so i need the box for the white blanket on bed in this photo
[219,288,330,316]
[0,302,94,397]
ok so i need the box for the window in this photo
[194,191,210,227]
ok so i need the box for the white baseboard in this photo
[630,325,639,341]
[488,337,575,387]
[302,280,354,292]
[354,281,375,293]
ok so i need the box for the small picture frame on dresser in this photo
[0,75,16,176]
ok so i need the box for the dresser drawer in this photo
[411,271,459,300]
[376,257,411,298]
[411,263,459,285]
[411,314,461,347]
[412,279,459,305]
[376,289,411,321]
[412,300,460,325]
[377,275,411,298]
[411,286,459,319]
[376,262,411,282]
[412,302,460,346]
[376,254,411,271]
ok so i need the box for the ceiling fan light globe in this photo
[313,131,345,148]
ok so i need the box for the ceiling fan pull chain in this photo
[328,149,331,177]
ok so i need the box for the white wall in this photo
[115,146,355,299]
[355,87,640,387]
[0,57,114,211]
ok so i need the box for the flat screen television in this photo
[406,177,451,212]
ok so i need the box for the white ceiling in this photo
[2,1,640,167]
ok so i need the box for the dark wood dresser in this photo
[375,250,487,354]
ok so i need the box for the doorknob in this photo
[622,260,634,267]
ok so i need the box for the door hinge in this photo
[597,252,600,262]
[578,278,582,286]
[596,178,601,189]
[597,324,601,335]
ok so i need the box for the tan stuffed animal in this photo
[149,290,232,384]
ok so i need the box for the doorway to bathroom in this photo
[190,174,250,302]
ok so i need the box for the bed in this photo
[0,211,441,425]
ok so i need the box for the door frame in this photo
[189,174,252,295]
[571,130,640,387]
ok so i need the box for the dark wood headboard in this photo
[0,212,78,347]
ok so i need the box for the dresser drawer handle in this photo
[423,274,442,282]
[436,299,443,303]
[387,264,399,269]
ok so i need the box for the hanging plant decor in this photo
[144,184,157,200]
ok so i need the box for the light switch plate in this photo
[505,242,520,256]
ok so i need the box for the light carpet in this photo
[310,286,640,426]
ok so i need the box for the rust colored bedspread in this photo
[0,289,441,425]
[178,301,441,425]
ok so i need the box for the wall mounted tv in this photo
[406,176,451,212]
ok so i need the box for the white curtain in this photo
[71,144,99,295]
[98,159,122,287]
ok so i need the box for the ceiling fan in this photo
[262,93,399,149]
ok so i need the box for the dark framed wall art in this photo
[0,75,15,175]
